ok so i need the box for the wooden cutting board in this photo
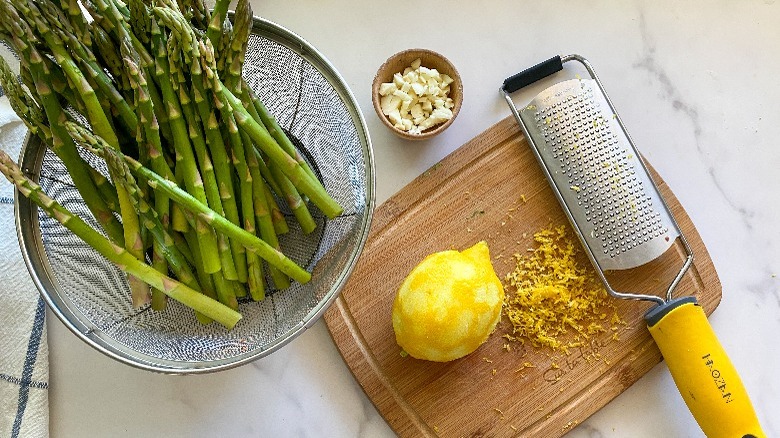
[323,116,721,437]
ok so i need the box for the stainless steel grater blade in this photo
[519,78,677,271]
[501,54,693,304]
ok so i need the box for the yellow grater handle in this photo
[646,297,764,438]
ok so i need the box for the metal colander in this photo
[11,17,374,373]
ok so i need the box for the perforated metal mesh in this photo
[519,78,676,271]
[13,19,373,372]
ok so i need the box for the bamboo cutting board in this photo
[323,116,721,437]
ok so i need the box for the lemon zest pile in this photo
[502,225,621,353]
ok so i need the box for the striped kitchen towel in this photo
[0,83,49,437]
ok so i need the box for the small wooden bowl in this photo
[372,49,463,141]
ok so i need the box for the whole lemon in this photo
[392,241,504,362]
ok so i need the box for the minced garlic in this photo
[502,225,622,353]
[379,58,455,134]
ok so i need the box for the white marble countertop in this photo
[46,1,779,437]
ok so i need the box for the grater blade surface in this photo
[520,78,678,271]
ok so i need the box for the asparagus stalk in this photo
[14,3,146,305]
[87,166,120,213]
[245,138,290,290]
[239,169,265,300]
[171,230,195,267]
[216,55,265,297]
[157,17,248,282]
[182,228,218,325]
[149,17,221,274]
[253,145,283,196]
[191,53,250,282]
[35,1,140,137]
[268,155,316,234]
[68,123,312,284]
[5,56,119,218]
[216,77,343,219]
[219,0,251,85]
[227,126,266,298]
[205,0,230,50]
[0,54,47,141]
[123,50,175,308]
[15,0,120,149]
[211,273,238,310]
[246,90,321,188]
[85,0,154,69]
[127,0,151,48]
[158,22,241,284]
[171,161,190,233]
[216,3,330,223]
[177,81,240,282]
[0,149,241,329]
[61,0,92,49]
[214,0,307,261]
[179,0,211,32]
[0,7,125,244]
[133,154,311,284]
[90,25,131,93]
[104,142,212,316]
[236,101,317,234]
[264,178,290,236]
[152,24,238,309]
[105,137,198,290]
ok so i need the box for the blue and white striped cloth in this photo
[0,91,49,437]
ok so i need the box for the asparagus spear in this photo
[205,0,230,50]
[216,77,344,219]
[0,149,241,329]
[0,5,125,244]
[155,11,247,282]
[90,25,132,93]
[149,17,221,274]
[36,0,139,137]
[15,0,120,149]
[219,0,250,84]
[179,0,211,32]
[67,122,312,284]
[104,139,216,317]
[106,136,198,291]
[181,228,218,325]
[0,54,47,140]
[268,155,316,234]
[14,2,148,306]
[245,137,290,290]
[236,149,265,300]
[180,84,240,282]
[127,0,151,48]
[171,162,190,233]
[87,166,120,213]
[170,230,195,267]
[60,0,92,49]
[85,0,153,69]
[264,177,290,236]
[130,153,312,284]
[216,2,313,236]
[3,52,121,218]
[209,13,264,296]
[123,46,176,308]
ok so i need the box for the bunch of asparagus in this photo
[0,0,343,330]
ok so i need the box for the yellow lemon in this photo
[392,241,504,362]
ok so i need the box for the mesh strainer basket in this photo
[11,17,374,373]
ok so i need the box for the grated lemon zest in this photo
[502,225,621,353]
